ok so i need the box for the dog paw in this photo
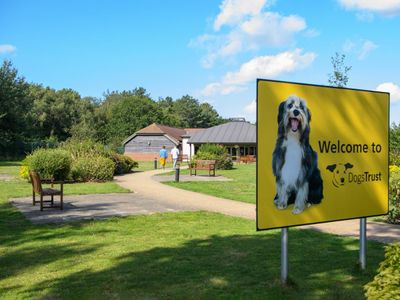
[276,203,287,210]
[292,207,303,214]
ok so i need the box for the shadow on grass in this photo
[26,230,383,299]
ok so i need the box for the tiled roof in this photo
[137,123,187,142]
[188,121,256,144]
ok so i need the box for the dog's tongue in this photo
[291,118,299,131]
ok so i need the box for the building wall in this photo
[124,135,176,161]
[191,143,257,160]
[182,137,195,159]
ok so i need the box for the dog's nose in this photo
[341,178,344,183]
[293,109,300,116]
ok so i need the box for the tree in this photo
[198,102,224,127]
[0,60,31,155]
[69,96,99,140]
[170,95,224,128]
[95,89,164,147]
[328,52,352,87]
[157,96,181,127]
[172,95,202,127]
[390,123,400,151]
[28,85,84,141]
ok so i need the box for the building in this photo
[122,123,203,161]
[187,119,256,158]
[123,119,256,161]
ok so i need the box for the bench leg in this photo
[60,193,63,210]
[32,190,35,206]
[40,195,43,211]
[51,195,54,206]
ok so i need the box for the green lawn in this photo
[135,160,175,172]
[164,163,256,203]
[0,162,386,299]
[0,161,22,177]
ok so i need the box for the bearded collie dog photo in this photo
[272,95,323,214]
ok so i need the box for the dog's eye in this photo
[288,103,293,109]
[300,103,304,110]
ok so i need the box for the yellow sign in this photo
[257,79,389,230]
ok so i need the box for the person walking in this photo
[159,145,168,169]
[171,145,180,169]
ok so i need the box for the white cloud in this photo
[356,11,375,21]
[244,100,257,113]
[190,0,308,68]
[223,49,315,85]
[358,40,378,60]
[342,39,356,52]
[201,82,246,97]
[338,0,400,15]
[201,49,315,96]
[214,0,267,31]
[342,39,378,60]
[376,82,400,103]
[303,28,320,38]
[240,12,306,47]
[0,44,16,54]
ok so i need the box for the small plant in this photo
[194,144,233,170]
[29,148,71,180]
[364,243,400,299]
[19,156,32,180]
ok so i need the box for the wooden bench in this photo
[178,154,189,164]
[29,170,64,211]
[239,155,257,164]
[190,160,216,176]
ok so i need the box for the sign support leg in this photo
[281,227,288,285]
[359,217,366,270]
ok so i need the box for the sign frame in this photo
[256,79,390,231]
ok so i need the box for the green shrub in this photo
[110,153,138,175]
[390,149,400,166]
[364,243,400,299]
[71,155,115,182]
[29,148,71,180]
[388,169,400,224]
[60,139,110,160]
[194,144,233,170]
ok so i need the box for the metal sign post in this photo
[281,227,288,285]
[359,218,366,270]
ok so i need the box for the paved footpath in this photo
[116,168,400,244]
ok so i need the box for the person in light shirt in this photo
[171,145,180,169]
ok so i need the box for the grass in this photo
[135,160,174,172]
[0,163,129,196]
[163,163,256,203]
[0,161,386,299]
[135,160,156,172]
[0,208,385,299]
[0,161,22,177]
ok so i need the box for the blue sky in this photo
[1,0,400,123]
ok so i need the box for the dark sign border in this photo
[256,78,390,231]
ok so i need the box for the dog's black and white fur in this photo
[272,95,323,214]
